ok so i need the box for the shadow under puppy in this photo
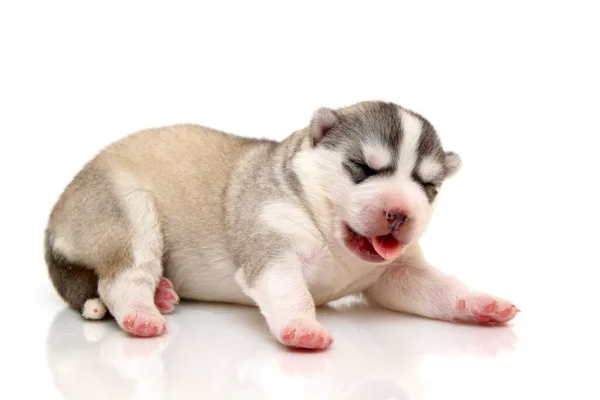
[45,101,519,349]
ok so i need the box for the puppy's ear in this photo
[444,151,462,179]
[309,107,338,146]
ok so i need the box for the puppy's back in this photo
[46,124,272,313]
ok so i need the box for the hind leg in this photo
[98,172,168,337]
[47,163,171,336]
[79,278,178,323]
[154,278,179,313]
[99,260,166,337]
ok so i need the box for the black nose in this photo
[386,211,408,230]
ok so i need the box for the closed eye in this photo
[349,159,377,177]
[344,159,381,184]
[412,173,440,200]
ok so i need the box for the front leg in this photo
[365,246,519,324]
[236,253,333,350]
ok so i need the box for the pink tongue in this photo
[369,236,403,260]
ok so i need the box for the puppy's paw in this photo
[279,319,333,350]
[154,278,179,313]
[121,310,167,337]
[455,294,519,325]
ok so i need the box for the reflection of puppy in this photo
[46,301,518,399]
[44,101,518,348]
[46,309,173,400]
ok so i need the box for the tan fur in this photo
[46,123,275,322]
[49,161,133,278]
[49,124,263,275]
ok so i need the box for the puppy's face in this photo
[294,101,461,264]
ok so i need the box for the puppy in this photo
[45,101,518,349]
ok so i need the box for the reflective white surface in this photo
[41,289,597,400]
[45,300,510,400]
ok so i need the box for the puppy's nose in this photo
[385,210,408,231]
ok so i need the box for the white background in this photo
[1,1,599,399]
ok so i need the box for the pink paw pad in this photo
[484,302,496,313]
[474,313,493,323]
[154,278,180,313]
[455,295,520,325]
[121,313,166,338]
[279,320,333,350]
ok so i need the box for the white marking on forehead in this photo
[418,156,443,182]
[363,143,392,170]
[398,108,423,173]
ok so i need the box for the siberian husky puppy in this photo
[45,101,518,349]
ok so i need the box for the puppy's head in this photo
[293,101,461,264]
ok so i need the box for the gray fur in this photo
[311,101,447,200]
[224,141,290,285]
[225,102,450,285]
[320,102,402,165]
[224,132,315,285]
[412,118,445,202]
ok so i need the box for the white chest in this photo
[297,242,384,305]
[260,201,384,305]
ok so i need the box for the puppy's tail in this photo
[44,229,108,320]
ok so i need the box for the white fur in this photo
[97,171,165,329]
[259,200,381,303]
[397,108,423,173]
[292,147,347,236]
[242,112,503,344]
[166,248,250,304]
[235,253,316,339]
[112,171,163,266]
[98,262,163,319]
[363,245,462,319]
[296,127,430,250]
[293,147,378,266]
[292,138,434,262]
[365,245,517,322]
[260,201,329,283]
[260,201,321,242]
[52,236,78,262]
[363,143,392,170]
[328,108,432,245]
[82,298,107,320]
[418,156,443,182]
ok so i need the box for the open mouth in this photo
[343,224,404,263]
